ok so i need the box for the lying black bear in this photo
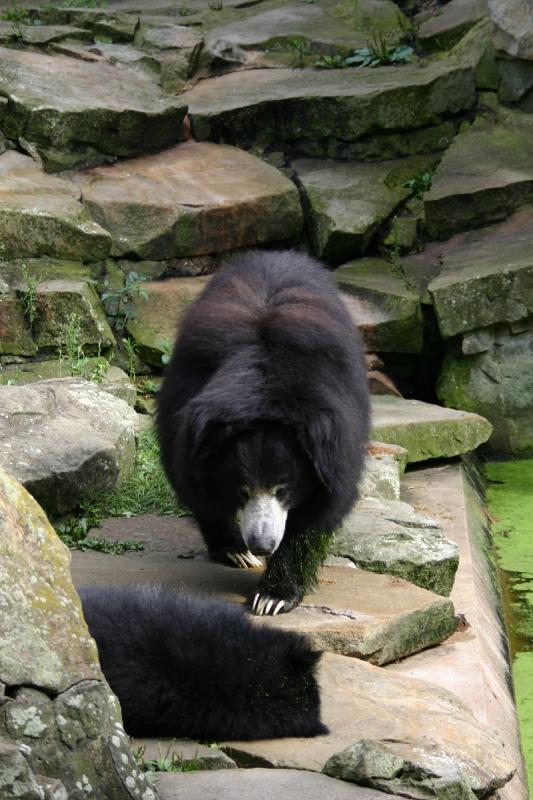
[80,585,327,740]
[157,250,370,615]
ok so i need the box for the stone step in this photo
[293,156,433,265]
[0,379,136,516]
[416,0,488,52]
[358,441,408,502]
[370,395,492,462]
[424,105,533,240]
[218,652,512,797]
[74,142,302,259]
[71,551,458,666]
[337,258,423,354]
[0,46,187,171]
[331,496,459,596]
[154,768,404,800]
[0,151,111,261]
[427,208,533,338]
[184,60,476,154]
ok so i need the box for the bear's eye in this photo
[275,485,288,501]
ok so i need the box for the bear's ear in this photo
[296,410,338,494]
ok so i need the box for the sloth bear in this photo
[80,585,328,740]
[157,250,370,616]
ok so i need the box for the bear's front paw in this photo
[251,592,300,616]
[226,551,263,569]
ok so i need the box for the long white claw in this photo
[226,553,239,567]
[273,600,285,616]
[252,593,260,612]
[257,596,269,616]
[245,551,263,568]
[237,553,250,568]
[264,599,274,615]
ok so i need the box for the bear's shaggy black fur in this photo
[79,585,328,740]
[157,249,370,614]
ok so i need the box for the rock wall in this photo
[1,0,532,453]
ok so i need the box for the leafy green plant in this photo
[20,264,44,328]
[345,39,413,67]
[57,313,108,382]
[54,429,188,550]
[101,271,148,333]
[155,338,173,366]
[142,378,160,395]
[404,170,433,198]
[1,2,30,24]
[208,0,223,9]
[133,744,200,774]
[286,36,309,68]
[123,337,138,382]
[313,53,346,69]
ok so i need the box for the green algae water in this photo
[485,460,533,792]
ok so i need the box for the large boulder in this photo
[74,142,303,259]
[0,46,187,171]
[0,466,156,800]
[0,379,136,515]
[488,0,533,60]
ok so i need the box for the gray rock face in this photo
[0,467,154,800]
[358,441,408,501]
[438,325,533,455]
[489,0,533,60]
[220,653,513,797]
[0,46,187,171]
[0,378,136,515]
[330,497,459,595]
[184,61,476,151]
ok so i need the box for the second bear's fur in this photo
[80,584,328,741]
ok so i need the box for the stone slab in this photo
[370,395,492,462]
[330,497,459,596]
[417,0,487,51]
[428,209,533,338]
[0,151,111,261]
[154,768,403,800]
[387,462,528,800]
[293,159,413,265]
[0,378,136,516]
[337,258,423,353]
[489,0,533,60]
[184,61,476,150]
[71,549,457,665]
[424,110,533,240]
[0,46,187,171]
[219,652,512,797]
[75,142,303,259]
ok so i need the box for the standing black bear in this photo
[157,250,370,615]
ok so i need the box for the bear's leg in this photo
[251,528,330,615]
[195,513,263,569]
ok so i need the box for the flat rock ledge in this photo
[154,768,405,800]
[75,142,303,259]
[0,378,136,515]
[220,653,513,798]
[331,497,459,596]
[370,395,493,462]
[0,46,187,171]
[184,61,476,151]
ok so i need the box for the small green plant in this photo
[345,38,413,67]
[208,0,223,9]
[20,264,44,328]
[313,53,346,69]
[101,271,148,333]
[133,744,201,774]
[142,378,160,395]
[286,36,309,68]
[57,313,108,382]
[54,429,188,550]
[123,337,138,382]
[1,2,30,24]
[155,338,173,366]
[404,170,433,198]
